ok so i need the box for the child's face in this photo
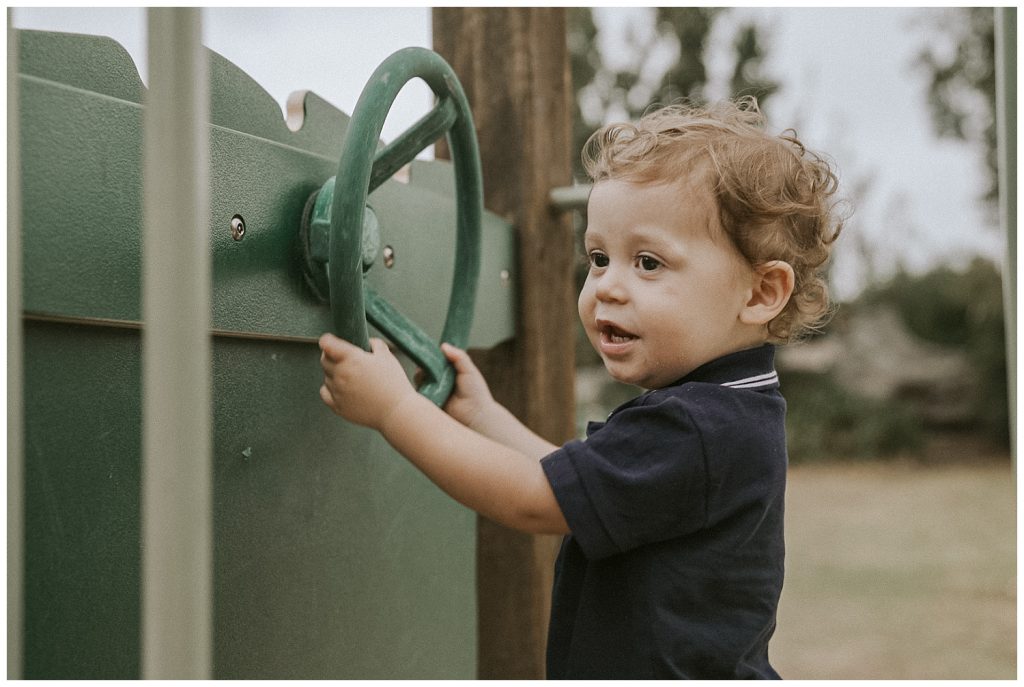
[579,178,763,389]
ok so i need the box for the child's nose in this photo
[594,268,628,303]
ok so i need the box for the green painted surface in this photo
[17,29,498,678]
[25,321,475,679]
[19,29,515,347]
[24,323,142,678]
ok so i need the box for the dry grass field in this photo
[772,454,1015,679]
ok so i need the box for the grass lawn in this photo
[773,457,1016,679]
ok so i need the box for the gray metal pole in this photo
[994,7,1016,466]
[7,9,24,680]
[141,7,213,679]
[549,183,592,213]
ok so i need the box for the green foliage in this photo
[728,23,779,103]
[859,258,1009,444]
[651,7,718,105]
[567,8,779,180]
[784,370,925,463]
[859,258,1004,346]
[785,257,1009,462]
[917,7,998,207]
[568,7,601,180]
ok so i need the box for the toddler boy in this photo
[319,97,842,679]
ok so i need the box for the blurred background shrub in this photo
[781,256,1007,463]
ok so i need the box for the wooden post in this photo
[433,8,576,680]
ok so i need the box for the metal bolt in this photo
[500,269,511,285]
[383,245,396,269]
[231,215,246,241]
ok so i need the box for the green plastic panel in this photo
[17,29,500,678]
[24,320,475,679]
[18,29,516,347]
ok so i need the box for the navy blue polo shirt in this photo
[540,344,787,679]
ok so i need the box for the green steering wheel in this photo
[301,47,483,406]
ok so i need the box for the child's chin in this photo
[603,365,647,389]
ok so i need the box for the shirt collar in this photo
[591,344,780,431]
[674,344,778,390]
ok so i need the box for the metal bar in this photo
[141,8,212,679]
[7,9,24,680]
[548,183,592,213]
[995,7,1016,465]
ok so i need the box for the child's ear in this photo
[740,261,795,326]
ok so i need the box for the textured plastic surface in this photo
[18,32,515,348]
[17,29,491,678]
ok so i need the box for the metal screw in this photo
[500,269,511,285]
[383,245,396,268]
[231,215,246,241]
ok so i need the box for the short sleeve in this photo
[541,395,709,560]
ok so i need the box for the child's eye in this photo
[637,255,661,271]
[588,251,609,268]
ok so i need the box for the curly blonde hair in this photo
[582,97,844,342]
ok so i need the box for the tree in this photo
[858,258,1009,446]
[567,7,602,179]
[568,8,779,180]
[917,7,998,207]
[650,7,719,107]
[728,22,779,103]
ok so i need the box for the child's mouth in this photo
[598,322,638,349]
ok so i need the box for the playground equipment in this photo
[15,28,514,678]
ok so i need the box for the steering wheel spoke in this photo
[369,97,458,194]
[364,286,453,406]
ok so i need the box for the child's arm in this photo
[319,333,569,535]
[440,343,560,460]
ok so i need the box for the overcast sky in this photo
[12,7,1006,301]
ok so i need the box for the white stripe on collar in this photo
[721,371,779,389]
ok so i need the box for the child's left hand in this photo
[318,333,417,430]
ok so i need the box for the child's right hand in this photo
[441,343,496,431]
